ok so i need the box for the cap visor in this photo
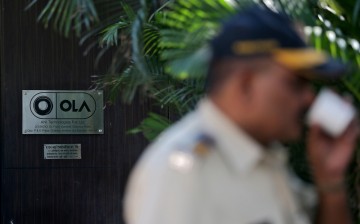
[273,49,348,80]
[306,58,349,80]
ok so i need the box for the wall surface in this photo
[1,1,149,223]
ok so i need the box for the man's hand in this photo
[307,120,359,224]
[307,121,359,187]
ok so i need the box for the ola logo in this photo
[33,96,53,116]
[30,92,96,119]
[60,100,90,112]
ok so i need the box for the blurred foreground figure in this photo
[124,6,358,224]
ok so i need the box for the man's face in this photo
[248,61,315,141]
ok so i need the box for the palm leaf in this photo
[97,2,137,47]
[127,112,171,141]
[27,0,99,37]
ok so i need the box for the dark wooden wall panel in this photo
[1,1,149,223]
[3,169,127,224]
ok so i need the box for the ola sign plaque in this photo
[22,90,104,134]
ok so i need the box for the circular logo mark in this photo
[33,96,53,116]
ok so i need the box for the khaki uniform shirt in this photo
[124,99,316,224]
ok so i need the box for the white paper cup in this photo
[306,88,356,137]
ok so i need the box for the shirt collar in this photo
[197,98,285,173]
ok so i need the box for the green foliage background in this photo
[28,0,360,220]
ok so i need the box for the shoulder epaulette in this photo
[168,133,215,172]
[193,133,215,157]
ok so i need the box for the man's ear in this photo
[236,69,255,96]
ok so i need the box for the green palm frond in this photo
[108,64,142,103]
[160,0,238,32]
[304,1,360,103]
[157,0,241,79]
[127,112,171,141]
[131,0,151,80]
[99,2,136,47]
[163,46,211,80]
[99,21,129,47]
[143,25,161,56]
[151,77,205,115]
[157,0,313,80]
[27,0,99,37]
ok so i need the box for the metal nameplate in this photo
[44,144,81,159]
[23,90,104,134]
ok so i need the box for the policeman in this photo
[124,6,358,224]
